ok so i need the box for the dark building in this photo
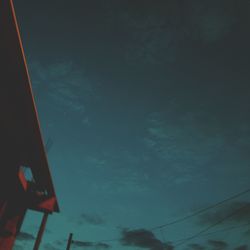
[0,1,59,249]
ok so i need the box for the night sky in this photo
[13,0,250,249]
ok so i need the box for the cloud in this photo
[234,245,249,250]
[198,201,250,225]
[207,240,228,250]
[194,4,236,43]
[118,0,237,65]
[71,240,111,249]
[244,228,250,236]
[43,243,60,250]
[79,212,105,226]
[95,242,112,249]
[120,228,168,250]
[144,112,226,184]
[72,240,93,247]
[165,242,175,250]
[187,243,206,250]
[16,231,35,241]
[29,61,98,117]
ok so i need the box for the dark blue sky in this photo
[13,0,250,249]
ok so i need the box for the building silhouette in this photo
[0,1,59,249]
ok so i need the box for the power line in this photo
[174,204,250,248]
[196,221,250,238]
[67,188,250,247]
[89,221,250,246]
[174,221,250,243]
[151,188,250,230]
[97,221,250,246]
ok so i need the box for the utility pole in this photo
[66,233,73,250]
[33,213,49,250]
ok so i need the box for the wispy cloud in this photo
[43,243,60,250]
[120,228,172,250]
[198,201,250,225]
[207,239,228,250]
[234,245,249,250]
[29,61,99,120]
[16,232,35,241]
[72,240,93,247]
[71,240,111,249]
[79,212,106,226]
[187,243,206,250]
[144,108,250,186]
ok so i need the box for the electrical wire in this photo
[174,221,250,243]
[196,221,250,238]
[151,188,250,230]
[69,188,250,246]
[173,204,250,248]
